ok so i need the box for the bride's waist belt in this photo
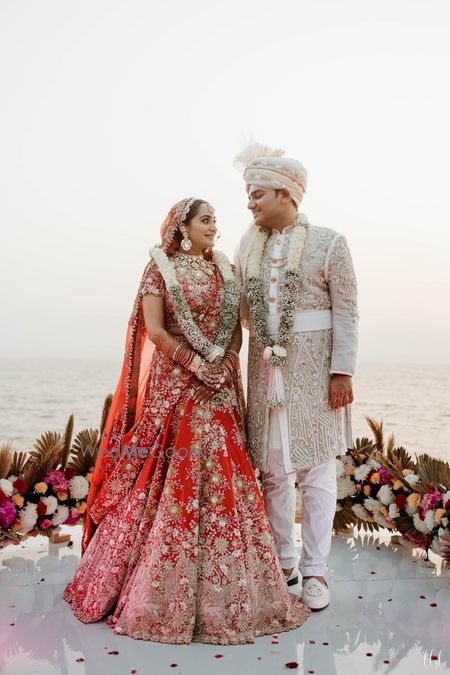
[266,309,332,338]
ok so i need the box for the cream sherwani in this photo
[235,215,359,576]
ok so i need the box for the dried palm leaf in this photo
[415,453,450,491]
[60,414,74,469]
[333,503,357,531]
[99,394,113,438]
[0,528,21,544]
[352,436,375,464]
[0,442,13,479]
[365,417,385,451]
[66,428,100,476]
[385,433,396,459]
[10,450,29,477]
[357,518,381,533]
[375,452,426,495]
[22,433,64,487]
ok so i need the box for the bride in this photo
[63,197,310,644]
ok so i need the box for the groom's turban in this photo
[234,143,307,207]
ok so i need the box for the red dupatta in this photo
[82,198,197,553]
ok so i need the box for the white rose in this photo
[19,503,38,533]
[68,475,90,500]
[388,503,400,519]
[337,477,356,500]
[354,465,370,482]
[352,503,369,521]
[41,495,58,515]
[0,478,14,497]
[378,485,395,506]
[51,505,70,526]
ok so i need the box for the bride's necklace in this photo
[172,252,215,279]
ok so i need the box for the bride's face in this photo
[184,203,217,252]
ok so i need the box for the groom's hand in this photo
[329,374,353,409]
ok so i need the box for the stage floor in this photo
[1,526,449,675]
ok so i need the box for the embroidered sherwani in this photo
[235,218,359,473]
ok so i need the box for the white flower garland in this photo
[246,213,309,365]
[246,213,309,406]
[149,246,239,362]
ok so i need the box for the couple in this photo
[63,144,358,645]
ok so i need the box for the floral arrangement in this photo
[334,417,450,556]
[0,396,111,547]
[150,246,240,363]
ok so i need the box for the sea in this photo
[0,358,449,464]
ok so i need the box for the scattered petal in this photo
[430,603,437,607]
[431,656,438,661]
[285,663,298,670]
[388,598,393,602]
[9,623,15,627]
[370,571,376,575]
[272,641,279,644]
[131,670,138,674]
[323,641,329,646]
[420,595,426,599]
[309,639,315,644]
[357,595,363,599]
[76,658,85,663]
[383,660,390,664]
[366,652,373,657]
[215,654,223,659]
[108,651,119,655]
[257,657,262,660]
[170,666,177,669]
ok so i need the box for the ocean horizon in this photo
[1,357,449,464]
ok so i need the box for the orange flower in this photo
[363,485,372,496]
[350,467,356,475]
[380,506,389,517]
[407,493,421,508]
[85,473,93,483]
[370,473,380,484]
[393,480,403,491]
[402,469,413,476]
[34,482,48,494]
[434,508,446,525]
[11,494,24,507]
[56,491,68,501]
[76,502,87,514]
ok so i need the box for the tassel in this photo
[266,365,286,408]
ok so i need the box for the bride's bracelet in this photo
[173,344,197,370]
[223,349,240,380]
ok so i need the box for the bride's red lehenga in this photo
[63,199,310,644]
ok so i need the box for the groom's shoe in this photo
[301,577,330,611]
[282,567,301,587]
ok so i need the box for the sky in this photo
[1,0,449,363]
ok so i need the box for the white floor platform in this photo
[1,526,449,675]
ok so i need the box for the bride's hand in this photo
[198,362,228,389]
[193,382,217,404]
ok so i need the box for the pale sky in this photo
[1,0,449,363]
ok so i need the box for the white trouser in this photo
[262,410,337,577]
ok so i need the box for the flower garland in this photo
[149,246,240,363]
[246,212,309,365]
[246,213,309,406]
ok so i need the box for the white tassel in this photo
[266,365,286,408]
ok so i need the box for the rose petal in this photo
[215,654,223,659]
[285,663,298,670]
[431,656,438,661]
[76,658,85,663]
[430,603,437,607]
[420,595,426,599]
[323,642,329,646]
[383,660,390,664]
[366,652,373,656]
[309,639,315,644]
[108,651,119,655]
[358,596,363,599]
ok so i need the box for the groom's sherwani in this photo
[235,217,359,473]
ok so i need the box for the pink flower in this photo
[40,518,53,529]
[421,490,443,513]
[43,470,68,493]
[0,499,17,529]
[378,467,393,485]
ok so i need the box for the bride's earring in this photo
[180,227,192,251]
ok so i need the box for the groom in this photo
[234,145,358,610]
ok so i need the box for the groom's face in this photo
[247,186,283,227]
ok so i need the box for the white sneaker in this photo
[301,578,330,610]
